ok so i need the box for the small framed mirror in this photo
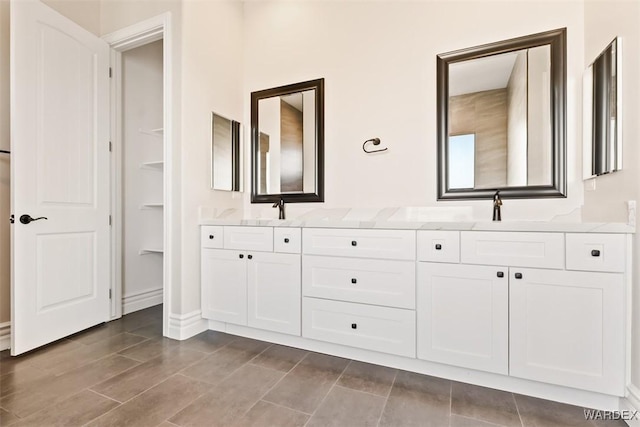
[583,37,622,179]
[437,28,567,199]
[211,112,242,192]
[251,78,324,203]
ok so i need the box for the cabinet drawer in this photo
[302,297,416,357]
[201,226,223,249]
[302,255,415,309]
[224,226,273,252]
[302,228,416,260]
[565,233,626,273]
[461,231,564,269]
[274,228,301,254]
[417,231,460,263]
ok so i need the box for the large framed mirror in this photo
[211,112,242,192]
[251,78,324,203]
[583,37,622,179]
[437,28,567,200]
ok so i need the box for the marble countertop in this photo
[199,218,634,233]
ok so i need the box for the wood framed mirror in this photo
[251,78,324,203]
[437,28,567,200]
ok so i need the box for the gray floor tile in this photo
[0,354,139,418]
[91,346,206,402]
[88,374,210,427]
[180,330,237,353]
[379,370,451,427]
[250,344,308,373]
[12,389,119,427]
[0,352,35,376]
[170,364,284,427]
[67,321,127,346]
[451,414,506,426]
[235,401,309,427]
[452,382,520,427]
[129,321,164,339]
[515,394,593,427]
[117,337,182,362]
[0,408,20,426]
[262,352,349,414]
[307,385,386,427]
[337,360,397,397]
[0,365,50,397]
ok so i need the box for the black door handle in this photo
[20,214,48,224]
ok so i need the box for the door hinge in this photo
[109,67,112,78]
[108,215,112,226]
[109,141,112,152]
[109,289,112,299]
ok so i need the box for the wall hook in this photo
[362,138,388,154]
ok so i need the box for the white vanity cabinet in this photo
[201,226,301,335]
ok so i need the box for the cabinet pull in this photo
[209,235,214,239]
[247,254,253,260]
[351,323,357,329]
[591,249,601,257]
[515,272,523,279]
[351,240,357,247]
[351,278,357,284]
[435,243,442,250]
[497,271,504,278]
[239,254,244,259]
[284,238,290,243]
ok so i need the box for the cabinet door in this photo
[510,268,624,395]
[248,252,301,335]
[201,249,247,325]
[417,263,508,374]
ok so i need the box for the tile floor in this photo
[0,305,628,426]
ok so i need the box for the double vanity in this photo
[200,220,632,409]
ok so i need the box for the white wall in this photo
[581,0,640,399]
[243,1,585,221]
[0,0,10,326]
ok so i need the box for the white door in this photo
[248,252,300,335]
[417,263,509,375]
[201,249,247,325]
[11,1,110,355]
[510,268,625,395]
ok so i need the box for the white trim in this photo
[0,322,11,351]
[168,310,208,340]
[620,385,640,427]
[123,288,163,315]
[103,12,174,340]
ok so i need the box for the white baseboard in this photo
[123,288,163,315]
[167,310,207,340]
[0,321,11,351]
[620,384,640,426]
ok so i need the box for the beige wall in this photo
[449,89,508,189]
[582,0,640,397]
[0,0,9,326]
[507,52,527,186]
[42,0,100,35]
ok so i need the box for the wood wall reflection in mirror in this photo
[211,112,242,192]
[251,78,324,203]
[437,28,567,200]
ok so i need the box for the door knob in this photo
[20,214,48,224]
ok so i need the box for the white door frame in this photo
[102,13,173,336]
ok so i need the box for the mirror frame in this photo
[437,28,567,200]
[251,78,325,203]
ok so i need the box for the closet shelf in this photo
[139,248,164,255]
[140,203,164,209]
[139,128,164,137]
[140,161,164,171]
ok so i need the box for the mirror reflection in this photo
[448,46,552,190]
[257,89,316,194]
[211,112,241,192]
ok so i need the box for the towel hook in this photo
[362,138,387,154]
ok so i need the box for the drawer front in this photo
[461,231,564,269]
[417,231,460,263]
[302,255,415,309]
[302,228,416,260]
[201,226,224,249]
[302,297,416,357]
[565,233,626,273]
[274,228,302,254]
[224,226,273,252]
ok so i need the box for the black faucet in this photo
[272,198,285,220]
[492,190,502,221]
